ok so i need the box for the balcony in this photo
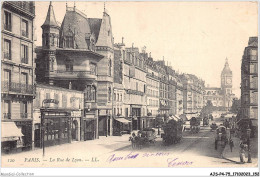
[4,24,11,31]
[20,113,28,118]
[3,113,11,119]
[2,81,34,95]
[4,52,11,60]
[21,58,28,64]
[49,70,97,80]
[22,30,28,38]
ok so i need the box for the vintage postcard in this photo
[1,0,259,176]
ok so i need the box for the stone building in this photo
[176,75,184,116]
[240,37,258,120]
[181,74,205,114]
[204,58,236,111]
[145,54,160,127]
[123,46,147,130]
[33,84,84,148]
[156,60,170,116]
[35,3,114,138]
[1,1,35,153]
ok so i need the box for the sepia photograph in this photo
[0,0,259,175]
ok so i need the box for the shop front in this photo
[39,108,82,147]
[1,121,29,153]
[83,113,97,140]
[113,116,131,135]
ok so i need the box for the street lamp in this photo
[246,128,252,163]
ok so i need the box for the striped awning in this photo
[115,118,131,124]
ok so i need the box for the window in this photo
[22,19,28,37]
[114,108,116,115]
[62,94,67,108]
[65,63,73,71]
[90,63,97,75]
[4,39,11,60]
[117,93,119,101]
[3,100,11,119]
[125,108,128,117]
[120,94,122,101]
[85,85,96,102]
[65,36,74,48]
[20,101,28,118]
[21,72,28,93]
[136,82,138,91]
[114,93,116,100]
[4,11,11,31]
[21,44,28,64]
[3,69,11,86]
[54,93,59,108]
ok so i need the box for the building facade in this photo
[240,37,258,120]
[123,46,147,130]
[181,74,205,114]
[33,84,84,148]
[204,58,236,111]
[1,1,35,153]
[145,54,159,127]
[35,3,114,138]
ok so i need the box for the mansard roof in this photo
[60,9,92,49]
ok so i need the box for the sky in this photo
[34,1,258,97]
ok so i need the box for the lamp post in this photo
[246,128,252,163]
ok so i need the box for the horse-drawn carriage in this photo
[190,117,200,133]
[215,125,233,151]
[161,119,183,145]
[129,128,157,149]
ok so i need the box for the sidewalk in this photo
[2,134,131,157]
[223,136,258,165]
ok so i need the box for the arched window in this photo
[85,85,96,102]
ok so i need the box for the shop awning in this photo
[1,122,24,142]
[115,118,131,124]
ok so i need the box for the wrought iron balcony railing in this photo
[21,30,28,38]
[20,113,28,118]
[4,52,11,60]
[21,57,28,64]
[4,24,12,31]
[3,113,11,119]
[2,81,34,94]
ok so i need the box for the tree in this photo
[200,100,215,117]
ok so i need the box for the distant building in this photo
[1,1,36,153]
[145,54,160,127]
[204,58,236,111]
[181,74,205,114]
[240,37,258,120]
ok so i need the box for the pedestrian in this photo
[239,135,248,163]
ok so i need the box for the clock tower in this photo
[221,58,232,94]
[221,58,233,110]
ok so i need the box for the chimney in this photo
[122,37,124,44]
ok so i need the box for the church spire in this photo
[41,1,59,28]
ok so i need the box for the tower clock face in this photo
[226,78,232,84]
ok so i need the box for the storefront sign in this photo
[71,111,82,118]
[42,99,59,105]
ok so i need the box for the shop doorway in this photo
[71,120,78,141]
